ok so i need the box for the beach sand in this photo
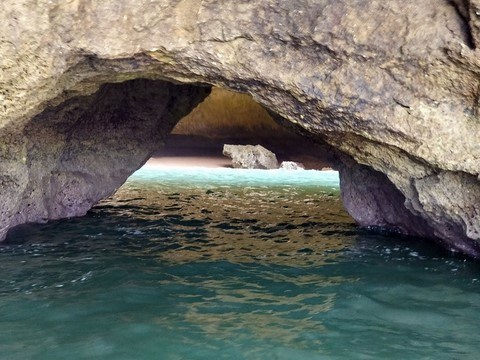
[144,155,232,169]
[143,134,332,170]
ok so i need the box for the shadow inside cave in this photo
[149,87,335,171]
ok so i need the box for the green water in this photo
[1,168,480,359]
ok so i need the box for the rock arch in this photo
[1,0,479,256]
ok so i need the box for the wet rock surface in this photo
[1,0,479,256]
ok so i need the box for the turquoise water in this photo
[2,167,480,359]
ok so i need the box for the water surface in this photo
[1,168,480,359]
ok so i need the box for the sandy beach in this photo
[144,134,332,170]
[144,155,232,169]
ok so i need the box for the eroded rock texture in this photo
[1,0,479,256]
[0,78,209,239]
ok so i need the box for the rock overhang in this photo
[0,0,479,256]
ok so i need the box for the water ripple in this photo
[1,168,480,359]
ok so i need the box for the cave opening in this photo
[147,86,334,171]
[5,78,360,263]
[103,84,357,262]
[3,77,442,253]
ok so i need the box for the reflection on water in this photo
[100,168,354,266]
[1,168,480,359]
[178,274,335,349]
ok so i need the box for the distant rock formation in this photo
[279,161,305,170]
[223,145,279,169]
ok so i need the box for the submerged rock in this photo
[223,144,279,169]
[0,1,479,257]
[279,161,305,170]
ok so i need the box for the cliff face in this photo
[1,0,480,256]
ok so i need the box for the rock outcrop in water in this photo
[280,162,305,171]
[1,1,480,256]
[223,144,279,169]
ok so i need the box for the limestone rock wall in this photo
[1,0,480,256]
[0,78,209,239]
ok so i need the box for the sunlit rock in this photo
[223,144,279,169]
